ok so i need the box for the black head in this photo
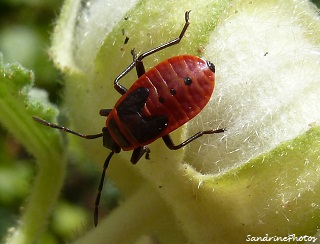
[102,127,121,153]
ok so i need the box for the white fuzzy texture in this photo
[73,0,139,73]
[186,2,320,174]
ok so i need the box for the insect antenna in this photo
[33,116,113,226]
[32,116,103,139]
[94,151,115,226]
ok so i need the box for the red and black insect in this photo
[33,11,224,226]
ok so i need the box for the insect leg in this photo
[162,128,225,150]
[136,11,190,63]
[114,11,190,94]
[94,151,115,226]
[130,146,151,164]
[131,49,145,78]
[99,109,113,117]
[113,60,135,95]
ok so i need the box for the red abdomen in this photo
[107,55,215,150]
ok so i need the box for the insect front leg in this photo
[99,109,113,117]
[162,128,225,150]
[130,146,151,164]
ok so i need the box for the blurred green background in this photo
[0,0,319,242]
[0,0,120,242]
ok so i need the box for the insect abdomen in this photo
[107,55,215,150]
[138,55,215,136]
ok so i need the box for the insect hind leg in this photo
[162,128,225,150]
[136,11,190,63]
[113,11,191,95]
[131,49,145,78]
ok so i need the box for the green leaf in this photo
[0,53,66,244]
[179,126,320,242]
